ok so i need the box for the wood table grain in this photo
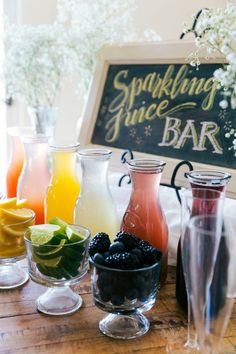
[0,265,235,354]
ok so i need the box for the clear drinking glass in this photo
[179,189,225,352]
[176,170,231,312]
[24,225,90,315]
[188,214,235,354]
[90,258,161,339]
[0,210,35,289]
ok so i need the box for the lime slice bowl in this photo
[0,208,35,289]
[24,224,90,316]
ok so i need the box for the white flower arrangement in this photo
[2,0,160,109]
[187,2,236,108]
[185,1,236,155]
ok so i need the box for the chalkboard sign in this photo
[79,42,236,196]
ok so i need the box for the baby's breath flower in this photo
[187,2,236,110]
[1,0,160,108]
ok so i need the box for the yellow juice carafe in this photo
[45,143,80,223]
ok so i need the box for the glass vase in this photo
[74,149,119,239]
[45,143,80,224]
[17,135,51,224]
[28,106,58,138]
[6,126,34,198]
[121,159,168,286]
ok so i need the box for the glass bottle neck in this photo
[52,151,77,176]
[129,170,162,190]
[81,158,109,183]
[23,142,48,166]
[11,136,24,163]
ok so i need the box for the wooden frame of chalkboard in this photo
[79,41,236,198]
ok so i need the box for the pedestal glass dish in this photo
[90,258,160,339]
[0,210,35,289]
[24,225,90,315]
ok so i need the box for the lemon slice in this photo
[2,225,24,238]
[0,198,17,209]
[1,208,34,223]
[16,199,28,208]
[29,224,61,245]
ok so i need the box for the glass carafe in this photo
[6,127,34,198]
[45,143,80,223]
[121,159,168,286]
[17,135,51,224]
[74,149,119,239]
[176,170,231,311]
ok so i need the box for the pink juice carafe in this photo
[6,127,34,198]
[17,135,51,224]
[121,159,168,286]
[176,170,231,312]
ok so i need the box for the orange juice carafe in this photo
[17,135,50,224]
[6,127,34,198]
[45,144,80,223]
[121,159,168,286]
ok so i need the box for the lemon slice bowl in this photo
[24,224,91,316]
[0,209,35,290]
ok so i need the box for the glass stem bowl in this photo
[24,225,90,315]
[90,258,161,339]
[0,210,35,289]
[36,286,83,316]
[0,258,29,289]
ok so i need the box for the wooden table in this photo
[0,265,235,354]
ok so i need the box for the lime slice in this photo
[29,224,61,245]
[66,225,84,243]
[0,198,17,209]
[16,199,28,208]
[35,239,66,257]
[49,217,68,232]
[33,253,62,267]
[2,208,34,222]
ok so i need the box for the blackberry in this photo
[141,245,162,265]
[105,252,139,270]
[93,253,106,265]
[109,241,125,255]
[138,239,151,249]
[114,231,140,250]
[88,232,110,256]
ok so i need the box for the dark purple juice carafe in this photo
[175,170,231,312]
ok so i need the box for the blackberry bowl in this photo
[90,258,161,339]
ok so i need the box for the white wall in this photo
[6,0,227,144]
[134,0,226,40]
